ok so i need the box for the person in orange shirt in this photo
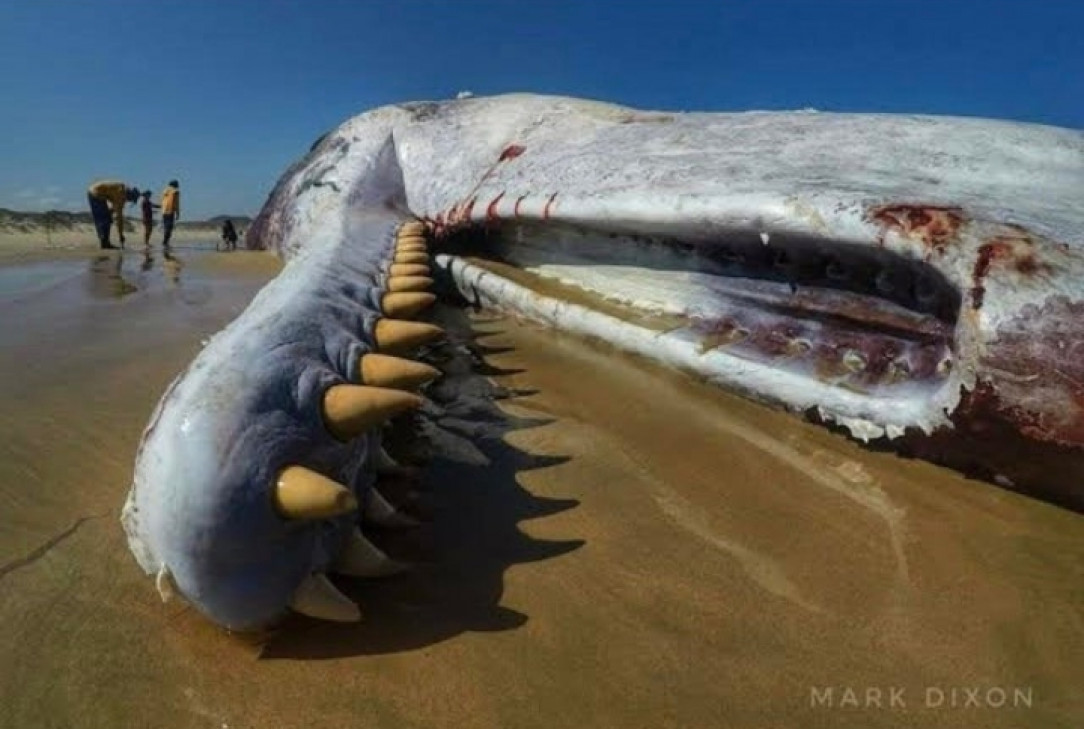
[87,180,140,249]
[160,179,180,248]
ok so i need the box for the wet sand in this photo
[0,248,1081,728]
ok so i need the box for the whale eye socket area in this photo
[273,465,358,520]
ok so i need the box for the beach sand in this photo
[0,243,1081,728]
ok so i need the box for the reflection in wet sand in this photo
[87,253,137,299]
[163,247,183,286]
[0,251,1081,729]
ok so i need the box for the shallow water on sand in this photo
[0,250,1081,728]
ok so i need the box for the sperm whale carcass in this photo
[121,93,1084,631]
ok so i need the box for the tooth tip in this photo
[374,319,445,352]
[381,292,437,319]
[360,353,441,389]
[275,466,357,520]
[323,384,423,441]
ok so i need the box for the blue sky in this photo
[0,0,1079,219]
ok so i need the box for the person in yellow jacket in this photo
[160,179,180,248]
[87,180,140,249]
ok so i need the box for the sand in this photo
[0,244,1081,728]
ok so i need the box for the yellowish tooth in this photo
[322,384,422,441]
[359,353,440,390]
[389,263,430,277]
[289,573,360,622]
[382,291,436,319]
[273,466,357,520]
[399,221,426,237]
[334,528,409,578]
[386,275,434,293]
[394,251,429,265]
[374,319,444,352]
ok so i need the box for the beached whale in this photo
[121,93,1084,631]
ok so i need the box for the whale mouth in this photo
[436,219,961,419]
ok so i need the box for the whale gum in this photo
[0,250,1081,728]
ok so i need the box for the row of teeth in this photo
[262,221,446,623]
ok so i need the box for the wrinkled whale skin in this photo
[123,94,1084,630]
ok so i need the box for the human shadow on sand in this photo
[260,301,584,660]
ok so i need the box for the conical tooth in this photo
[399,221,426,237]
[323,385,422,441]
[289,573,360,622]
[335,528,409,578]
[374,319,444,352]
[386,275,434,293]
[394,251,429,265]
[371,444,422,478]
[359,353,440,390]
[382,291,436,319]
[274,466,358,520]
[364,487,421,528]
[389,263,430,277]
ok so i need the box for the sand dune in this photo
[0,209,252,262]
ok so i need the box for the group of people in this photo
[86,179,180,250]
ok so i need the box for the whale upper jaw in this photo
[251,93,1084,455]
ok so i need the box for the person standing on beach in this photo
[220,219,238,251]
[139,190,159,246]
[87,180,140,249]
[160,179,180,248]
